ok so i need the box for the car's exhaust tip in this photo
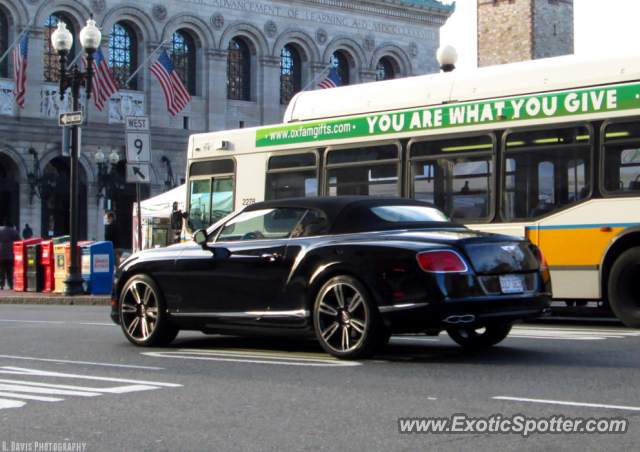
[541,308,552,317]
[443,314,476,324]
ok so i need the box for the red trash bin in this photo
[41,240,55,293]
[13,238,42,292]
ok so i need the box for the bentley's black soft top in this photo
[244,196,464,235]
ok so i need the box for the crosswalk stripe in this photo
[0,399,26,409]
[0,366,181,410]
[0,383,101,397]
[0,391,63,402]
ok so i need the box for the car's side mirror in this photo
[194,229,207,249]
[193,229,230,259]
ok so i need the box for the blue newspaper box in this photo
[81,241,114,295]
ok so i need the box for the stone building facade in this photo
[477,0,573,68]
[0,0,453,246]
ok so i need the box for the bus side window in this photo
[325,143,400,197]
[409,134,494,222]
[603,121,640,195]
[266,152,318,200]
[503,126,591,221]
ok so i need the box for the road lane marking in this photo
[0,383,102,397]
[0,399,25,409]
[0,379,158,394]
[494,396,640,411]
[0,319,115,326]
[0,367,182,387]
[0,392,63,402]
[0,367,182,410]
[391,327,640,342]
[143,349,361,367]
[509,326,640,341]
[0,355,164,370]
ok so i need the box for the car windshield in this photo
[370,205,452,223]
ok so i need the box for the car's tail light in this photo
[417,250,468,273]
[534,246,551,284]
[534,247,548,271]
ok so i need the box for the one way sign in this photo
[126,163,151,183]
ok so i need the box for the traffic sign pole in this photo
[137,183,142,252]
[124,116,151,252]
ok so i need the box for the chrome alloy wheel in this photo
[120,280,159,341]
[316,282,369,353]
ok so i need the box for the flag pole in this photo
[125,41,167,85]
[0,22,32,65]
[301,60,334,92]
[68,50,84,67]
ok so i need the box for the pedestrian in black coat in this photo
[0,218,20,290]
[104,211,125,266]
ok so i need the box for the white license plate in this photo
[499,275,524,294]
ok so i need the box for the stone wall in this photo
[478,0,573,68]
[533,0,574,60]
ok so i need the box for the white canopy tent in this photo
[132,185,185,251]
[134,184,186,218]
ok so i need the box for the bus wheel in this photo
[609,247,640,329]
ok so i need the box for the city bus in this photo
[183,52,640,328]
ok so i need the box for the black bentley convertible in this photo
[111,196,551,359]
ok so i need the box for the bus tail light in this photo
[417,250,468,273]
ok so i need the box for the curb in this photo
[0,297,111,306]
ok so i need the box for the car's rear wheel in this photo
[608,247,640,329]
[313,276,388,360]
[119,274,179,347]
[446,324,512,349]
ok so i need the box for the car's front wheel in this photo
[119,274,179,347]
[313,275,388,360]
[446,324,512,349]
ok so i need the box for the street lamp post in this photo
[436,45,458,73]
[51,16,101,296]
[95,147,121,208]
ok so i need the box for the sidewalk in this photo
[0,289,110,306]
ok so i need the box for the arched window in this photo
[170,30,196,95]
[376,57,395,81]
[0,11,8,78]
[110,22,138,90]
[44,14,75,82]
[227,37,250,101]
[330,51,349,86]
[280,45,301,105]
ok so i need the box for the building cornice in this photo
[298,0,455,24]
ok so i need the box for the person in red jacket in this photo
[0,218,21,290]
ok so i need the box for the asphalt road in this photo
[0,305,639,451]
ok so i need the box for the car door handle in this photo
[261,253,281,262]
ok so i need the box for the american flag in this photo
[13,31,29,108]
[318,68,342,89]
[82,47,119,111]
[150,49,191,116]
